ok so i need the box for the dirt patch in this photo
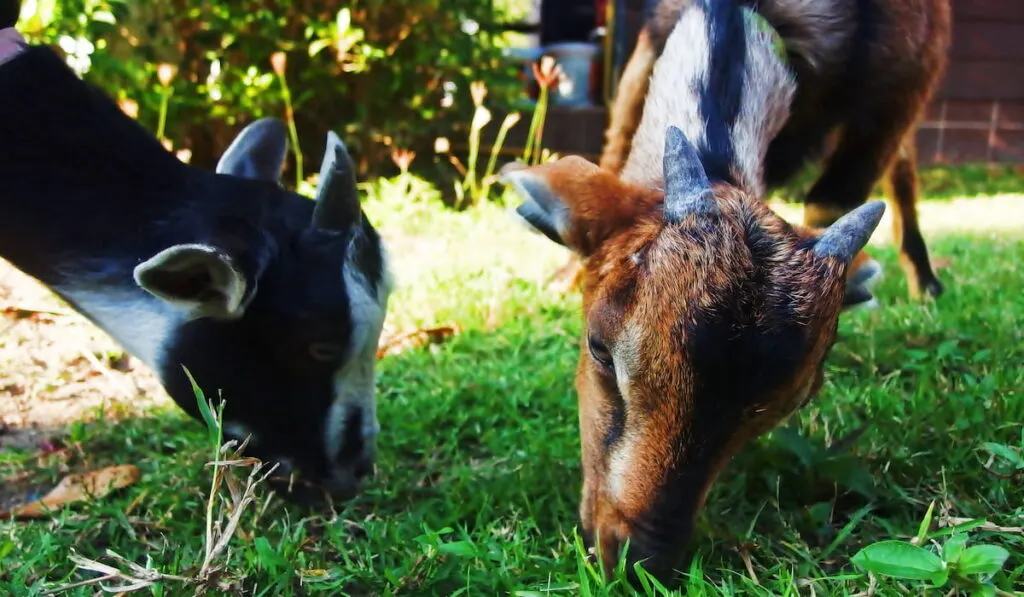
[0,259,170,438]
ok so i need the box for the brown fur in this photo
[503,0,902,583]
[597,0,951,300]
[600,28,658,175]
[506,154,877,581]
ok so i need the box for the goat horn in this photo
[812,200,887,264]
[311,131,361,232]
[663,125,716,222]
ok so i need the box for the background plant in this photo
[850,501,1021,596]
[17,0,525,188]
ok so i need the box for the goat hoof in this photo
[910,276,944,301]
[922,278,944,299]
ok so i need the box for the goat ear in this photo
[133,244,252,320]
[499,156,653,256]
[499,160,573,247]
[841,252,883,311]
[216,118,289,182]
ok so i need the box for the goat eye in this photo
[308,342,344,362]
[588,334,613,370]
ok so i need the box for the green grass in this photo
[2,178,1023,596]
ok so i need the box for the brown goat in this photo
[597,0,951,301]
[501,0,891,584]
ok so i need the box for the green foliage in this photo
[981,429,1024,483]
[851,501,1017,596]
[17,0,523,180]
[851,540,948,584]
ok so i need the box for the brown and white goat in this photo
[599,0,950,301]
[501,0,886,583]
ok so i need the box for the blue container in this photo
[544,41,600,108]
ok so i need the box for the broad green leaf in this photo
[928,566,950,588]
[957,545,1010,576]
[851,540,945,581]
[942,533,969,563]
[971,584,997,597]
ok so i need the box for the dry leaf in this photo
[1,305,65,323]
[376,325,458,359]
[0,464,140,520]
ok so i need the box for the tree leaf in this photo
[957,545,1010,576]
[851,540,945,581]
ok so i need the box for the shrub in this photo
[18,0,523,185]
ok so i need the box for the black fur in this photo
[693,0,747,185]
[1,0,19,28]
[0,45,389,499]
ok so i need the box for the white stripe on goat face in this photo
[323,249,393,468]
[605,321,642,502]
[52,284,182,377]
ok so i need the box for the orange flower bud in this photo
[271,52,287,77]
[156,63,176,87]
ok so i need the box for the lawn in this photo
[1,172,1022,596]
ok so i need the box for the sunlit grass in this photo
[1,175,1022,596]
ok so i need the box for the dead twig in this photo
[939,516,1024,535]
[736,543,760,586]
[0,304,73,321]
[43,429,277,595]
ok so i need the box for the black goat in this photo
[0,31,393,502]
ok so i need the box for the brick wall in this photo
[918,0,1024,163]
